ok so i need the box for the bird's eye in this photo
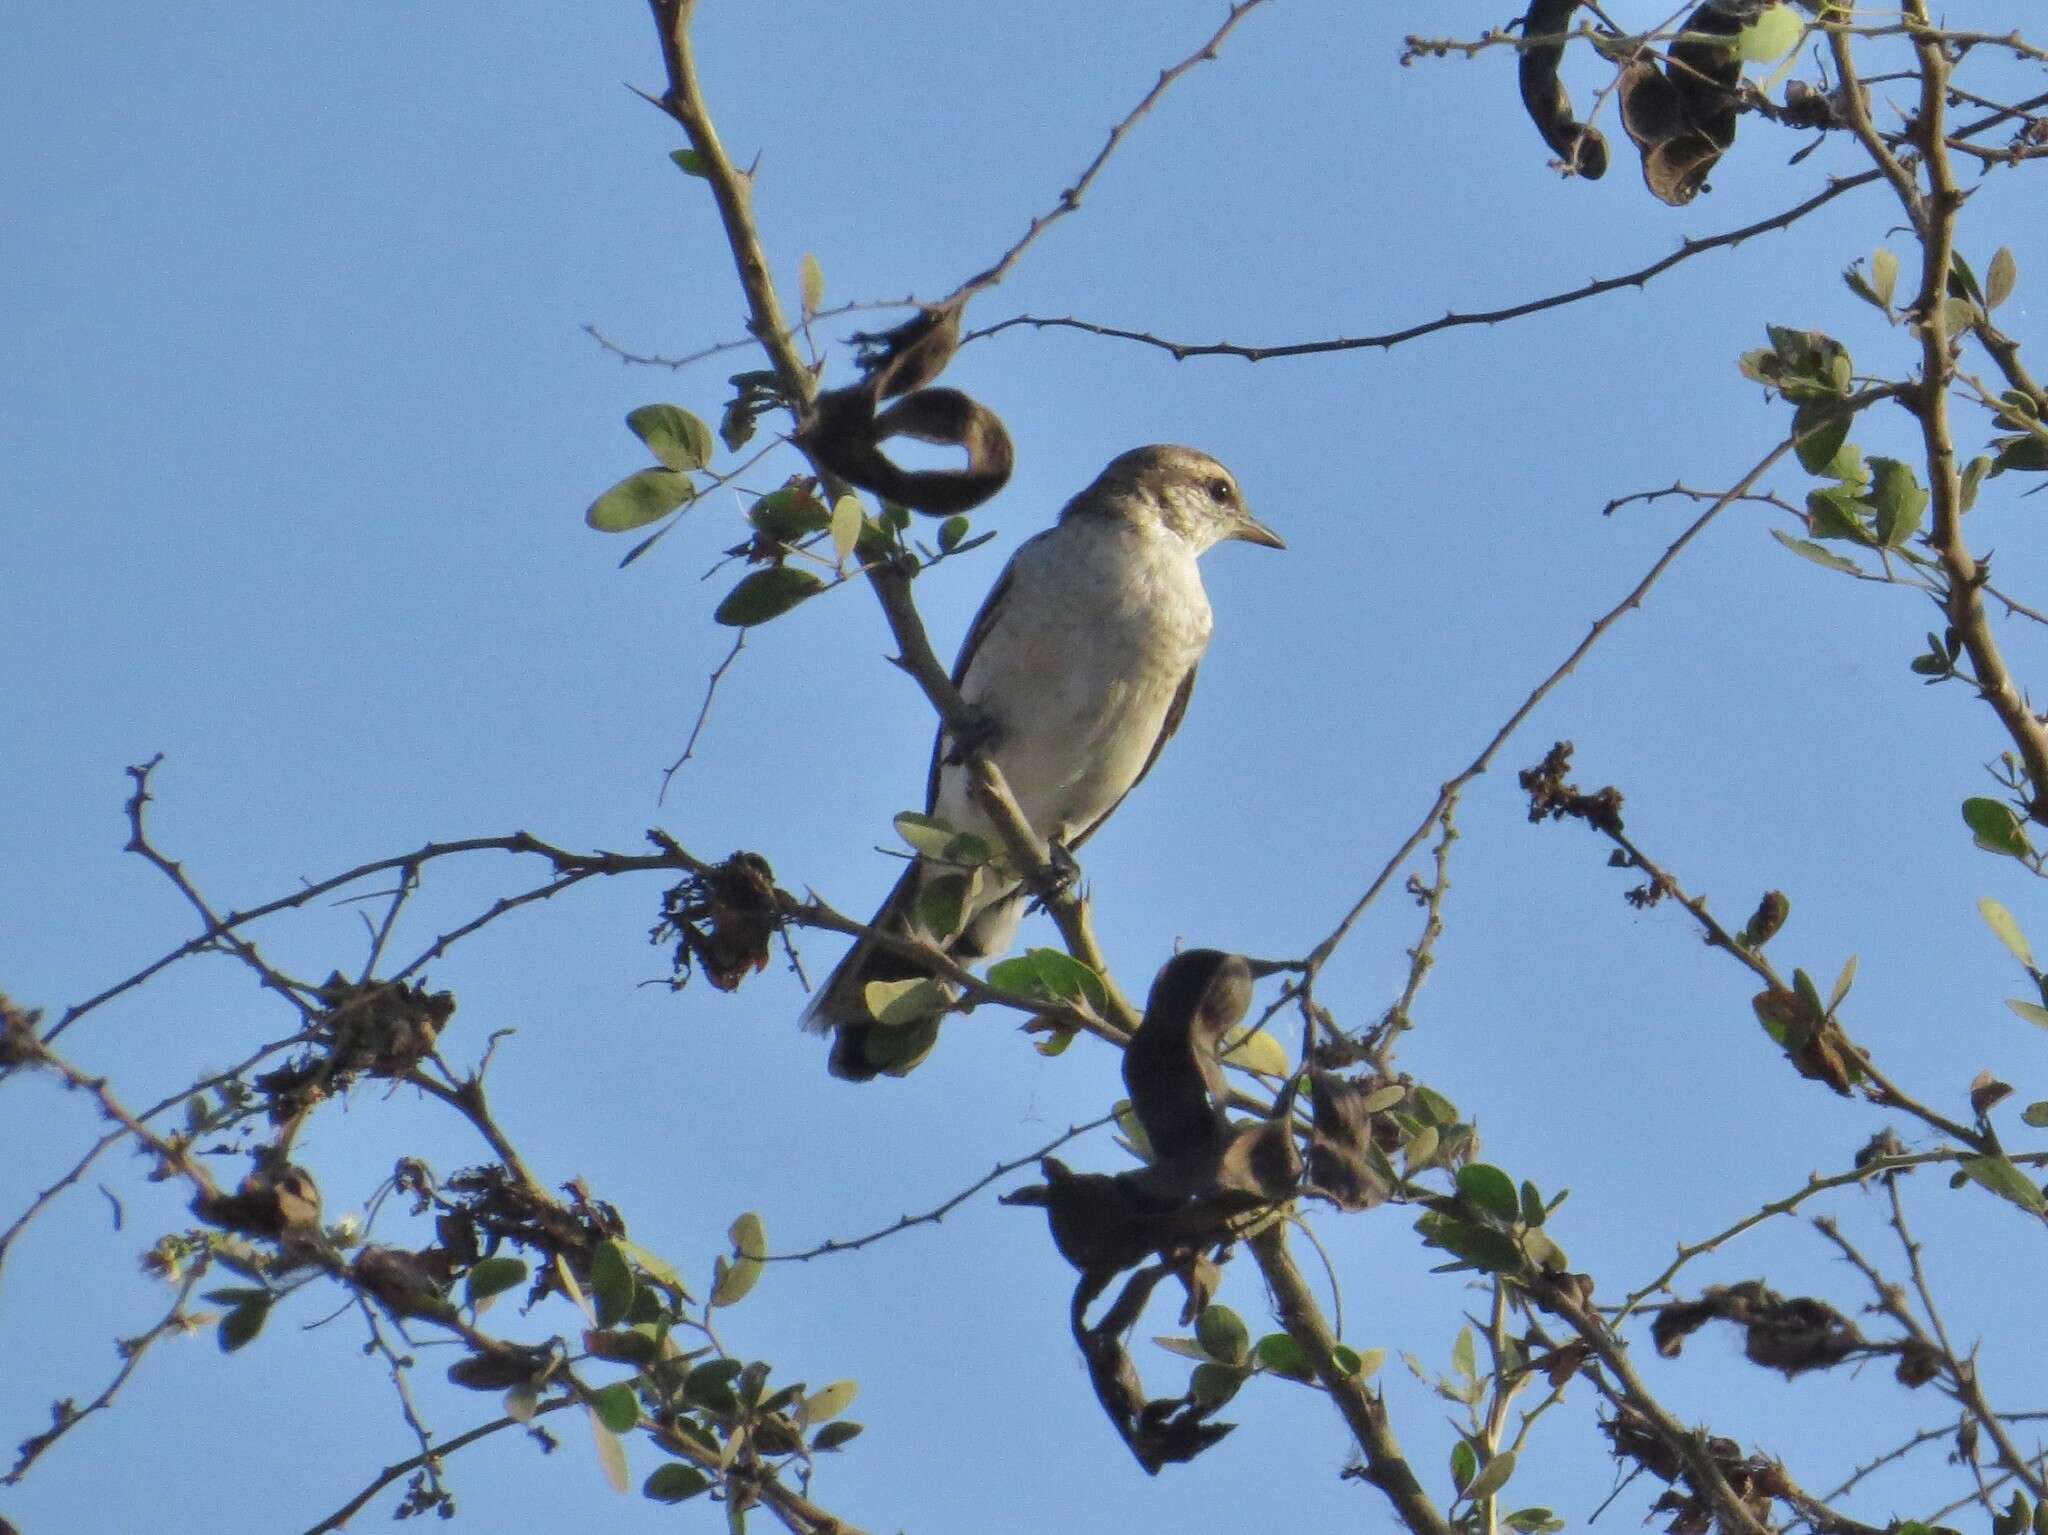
[1206,476,1234,504]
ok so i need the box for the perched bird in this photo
[805,444,1283,1080]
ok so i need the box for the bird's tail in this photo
[802,865,947,1081]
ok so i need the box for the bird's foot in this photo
[942,703,1003,765]
[1040,836,1082,901]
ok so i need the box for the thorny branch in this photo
[1301,429,1803,981]
[3,1269,203,1485]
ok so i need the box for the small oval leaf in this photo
[799,1380,859,1424]
[218,1297,271,1353]
[588,1408,630,1494]
[1456,1164,1520,1223]
[1195,1304,1250,1365]
[587,468,694,533]
[627,405,715,472]
[1979,898,2035,970]
[591,1240,635,1329]
[1221,1023,1290,1078]
[465,1256,528,1309]
[644,1464,711,1503]
[592,1380,640,1434]
[713,567,825,627]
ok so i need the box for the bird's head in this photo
[1068,444,1284,554]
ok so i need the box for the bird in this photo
[803,444,1283,1080]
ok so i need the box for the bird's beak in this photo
[1230,513,1286,550]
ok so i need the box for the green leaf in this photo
[465,1255,528,1309]
[2007,998,2048,1030]
[1195,1304,1250,1366]
[1026,948,1111,1014]
[1464,1450,1518,1505]
[1450,1438,1478,1493]
[591,1240,635,1329]
[2022,1101,2048,1128]
[1255,1331,1315,1380]
[587,468,694,533]
[627,405,715,472]
[644,1464,711,1503]
[1806,487,1870,543]
[728,1211,765,1260]
[1959,1154,2047,1212]
[202,1286,270,1306]
[684,1359,744,1412]
[1961,455,1993,512]
[892,811,992,866]
[799,1380,859,1424]
[1362,1084,1407,1112]
[938,515,970,553]
[829,494,863,563]
[1034,1026,1078,1057]
[1842,265,1883,311]
[713,567,825,628]
[1868,457,1928,548]
[591,1380,640,1434]
[1979,898,2035,970]
[1339,1345,1385,1380]
[588,1409,630,1494]
[1189,1361,1247,1407]
[861,977,949,1027]
[1520,1227,1570,1272]
[670,148,709,178]
[1987,247,2018,310]
[1736,2,1800,59]
[1791,968,1825,1022]
[710,1254,762,1308]
[1963,798,2032,859]
[1792,399,1851,475]
[915,870,978,942]
[618,1239,687,1296]
[799,253,825,318]
[859,1013,940,1073]
[1520,1180,1547,1228]
[1416,1211,1524,1272]
[1828,954,1857,1014]
[1870,247,1900,308]
[1949,251,1986,307]
[1404,1124,1441,1174]
[1995,434,2048,475]
[1771,528,1861,575]
[1456,1164,1520,1223]
[812,1421,864,1452]
[1220,1022,1290,1077]
[749,484,829,542]
[1452,1325,1478,1380]
[218,1297,270,1353]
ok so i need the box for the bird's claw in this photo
[1042,836,1082,899]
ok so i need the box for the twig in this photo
[3,1270,202,1484]
[762,1113,1115,1262]
[297,1401,572,1535]
[1250,1222,1452,1535]
[1303,430,1802,977]
[946,1,1277,304]
[964,174,1875,362]
[659,629,747,802]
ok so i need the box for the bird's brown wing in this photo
[923,556,1018,812]
[1069,662,1199,851]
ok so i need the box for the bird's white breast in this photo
[933,517,1213,848]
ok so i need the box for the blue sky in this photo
[5,3,2046,1531]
